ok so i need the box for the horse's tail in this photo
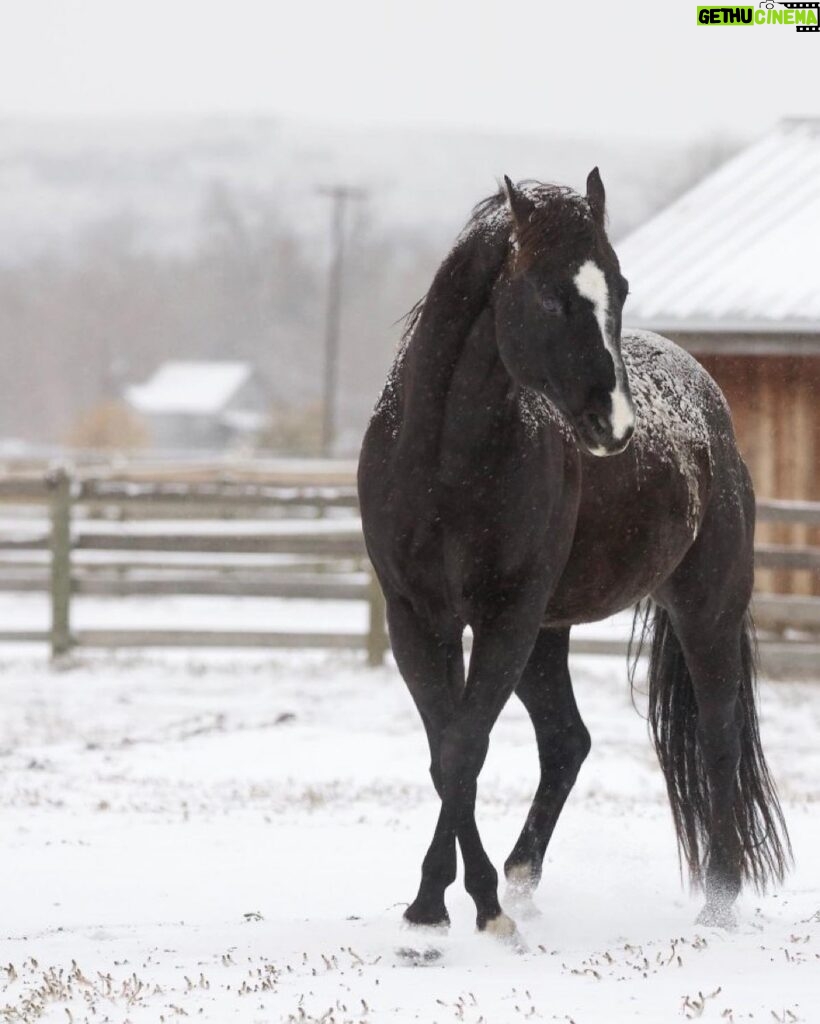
[630,602,791,890]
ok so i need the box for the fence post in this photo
[366,564,388,667]
[48,467,73,658]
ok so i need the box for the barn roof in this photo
[619,119,820,337]
[126,361,253,415]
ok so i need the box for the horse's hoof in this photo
[396,945,444,966]
[399,906,448,966]
[403,901,450,931]
[504,887,542,920]
[480,912,528,953]
[504,867,541,921]
[505,863,539,892]
[695,902,738,930]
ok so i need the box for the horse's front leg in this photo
[440,590,548,938]
[386,594,463,929]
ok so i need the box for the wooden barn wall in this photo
[695,354,819,596]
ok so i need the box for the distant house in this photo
[618,118,820,595]
[124,361,269,450]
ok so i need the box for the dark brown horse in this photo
[357,172,790,944]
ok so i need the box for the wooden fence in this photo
[0,464,817,676]
[0,464,385,666]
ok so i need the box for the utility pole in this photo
[317,185,366,456]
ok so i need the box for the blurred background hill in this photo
[0,115,735,454]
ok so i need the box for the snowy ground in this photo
[0,637,818,1023]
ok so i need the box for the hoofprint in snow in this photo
[0,639,817,1022]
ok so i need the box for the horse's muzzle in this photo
[574,403,635,458]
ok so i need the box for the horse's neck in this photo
[394,221,511,472]
[436,310,516,483]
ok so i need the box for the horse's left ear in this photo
[586,166,606,226]
[503,175,536,232]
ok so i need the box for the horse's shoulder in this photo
[622,329,730,433]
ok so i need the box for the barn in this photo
[125,360,269,451]
[618,118,820,595]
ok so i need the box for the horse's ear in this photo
[503,175,535,232]
[586,166,606,226]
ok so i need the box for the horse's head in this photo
[493,171,635,457]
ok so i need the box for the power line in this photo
[317,185,367,455]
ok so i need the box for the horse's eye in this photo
[617,277,630,302]
[539,295,564,317]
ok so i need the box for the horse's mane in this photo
[401,180,593,341]
[401,296,426,345]
[510,182,595,270]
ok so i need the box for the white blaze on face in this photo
[573,260,635,445]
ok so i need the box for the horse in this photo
[357,171,790,944]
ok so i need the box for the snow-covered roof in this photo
[619,119,820,333]
[126,361,253,415]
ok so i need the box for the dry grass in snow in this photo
[0,646,817,1023]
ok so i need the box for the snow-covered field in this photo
[0,638,817,1023]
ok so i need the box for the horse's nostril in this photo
[583,411,608,437]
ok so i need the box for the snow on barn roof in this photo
[619,119,820,333]
[126,361,253,415]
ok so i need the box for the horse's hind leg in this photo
[661,605,787,926]
[503,628,590,913]
[674,617,749,925]
[651,484,790,925]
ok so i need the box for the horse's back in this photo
[546,330,752,625]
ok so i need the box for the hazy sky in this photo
[1,0,817,140]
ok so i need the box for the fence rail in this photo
[0,465,816,675]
